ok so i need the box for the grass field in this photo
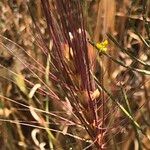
[0,0,150,149]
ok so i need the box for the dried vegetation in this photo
[0,0,150,149]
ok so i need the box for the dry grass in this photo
[0,0,150,149]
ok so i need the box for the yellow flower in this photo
[96,40,108,53]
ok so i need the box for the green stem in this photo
[121,87,142,150]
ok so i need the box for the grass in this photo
[0,0,150,149]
